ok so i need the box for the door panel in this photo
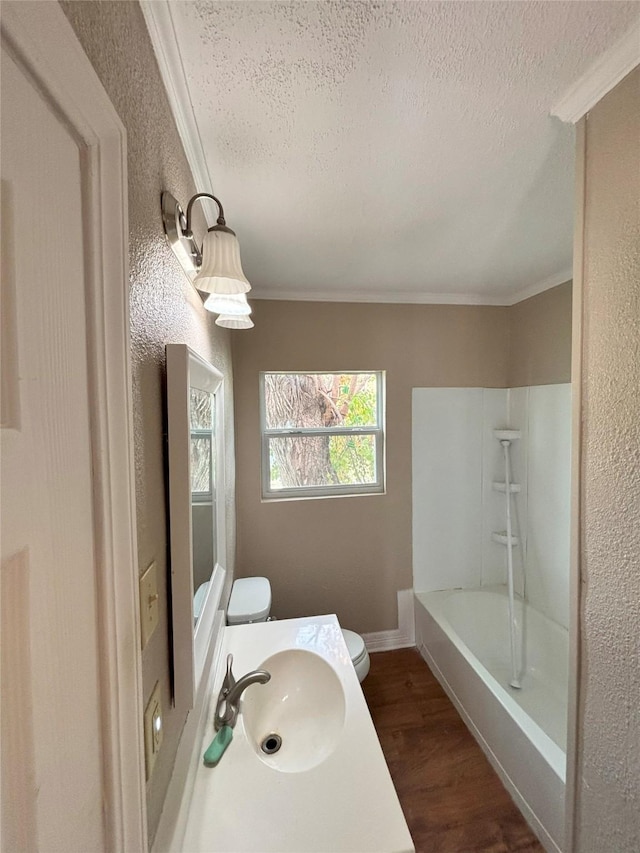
[1,46,105,852]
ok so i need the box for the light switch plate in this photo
[144,681,163,780]
[139,560,159,650]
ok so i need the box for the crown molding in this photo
[504,267,573,306]
[140,0,213,198]
[251,269,573,307]
[551,19,640,123]
[251,288,508,306]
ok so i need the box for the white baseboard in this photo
[363,589,415,652]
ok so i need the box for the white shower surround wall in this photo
[412,384,572,628]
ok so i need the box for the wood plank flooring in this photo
[362,648,544,853]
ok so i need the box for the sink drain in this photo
[260,733,282,755]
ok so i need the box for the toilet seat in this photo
[342,629,366,665]
[342,628,370,682]
[193,581,210,621]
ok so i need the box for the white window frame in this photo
[190,387,215,505]
[190,428,213,502]
[260,371,386,500]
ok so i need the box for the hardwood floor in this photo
[362,648,544,853]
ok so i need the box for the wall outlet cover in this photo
[139,559,159,649]
[144,681,163,780]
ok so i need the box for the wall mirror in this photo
[166,344,226,713]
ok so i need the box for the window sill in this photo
[261,489,386,504]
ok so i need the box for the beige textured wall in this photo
[60,2,236,842]
[56,2,577,838]
[574,68,640,851]
[508,280,572,387]
[233,301,509,633]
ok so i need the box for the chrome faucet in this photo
[214,653,270,730]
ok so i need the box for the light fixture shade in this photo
[215,314,255,330]
[194,228,251,294]
[203,292,252,316]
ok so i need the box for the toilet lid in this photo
[342,629,366,664]
[227,576,271,624]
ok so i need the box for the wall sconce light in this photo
[203,293,251,315]
[205,293,254,328]
[215,315,254,330]
[162,190,254,328]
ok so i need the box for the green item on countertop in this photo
[203,725,233,767]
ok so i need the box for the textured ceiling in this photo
[165,1,640,302]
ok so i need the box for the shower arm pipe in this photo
[502,440,521,690]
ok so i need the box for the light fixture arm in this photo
[184,192,230,238]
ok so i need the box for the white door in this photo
[1,41,107,853]
[1,5,146,851]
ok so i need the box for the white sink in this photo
[242,649,346,772]
[177,615,414,853]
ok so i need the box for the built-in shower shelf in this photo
[492,481,521,493]
[492,532,520,546]
[494,429,522,442]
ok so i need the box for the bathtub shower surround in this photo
[415,589,566,850]
[411,384,571,851]
[412,385,572,627]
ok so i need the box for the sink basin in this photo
[241,648,346,772]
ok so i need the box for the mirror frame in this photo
[166,344,227,714]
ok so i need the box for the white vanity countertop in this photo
[180,615,414,853]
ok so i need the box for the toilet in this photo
[227,577,371,683]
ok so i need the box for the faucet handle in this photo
[220,653,236,696]
[214,659,271,731]
[214,654,236,730]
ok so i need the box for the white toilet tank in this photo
[227,576,272,625]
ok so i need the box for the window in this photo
[260,372,385,499]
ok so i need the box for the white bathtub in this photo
[414,587,568,853]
